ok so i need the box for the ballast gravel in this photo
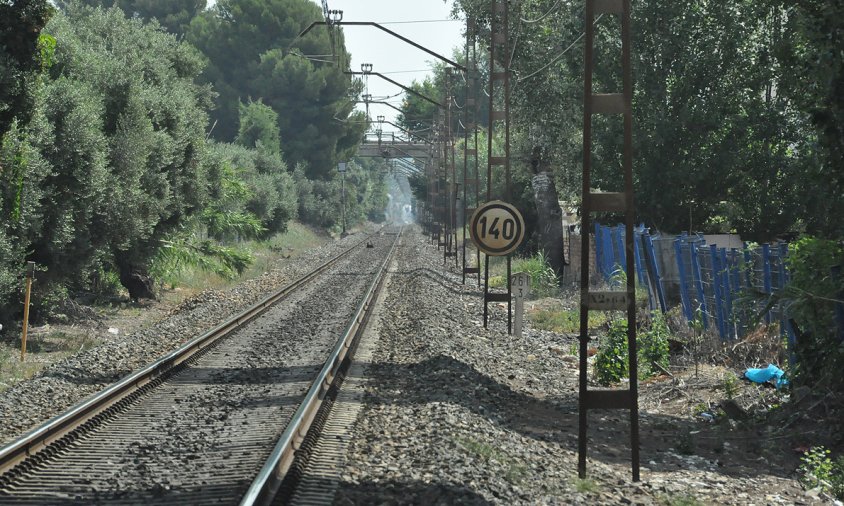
[0,228,373,447]
[332,226,817,505]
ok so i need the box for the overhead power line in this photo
[518,14,604,82]
[375,19,461,25]
[520,0,563,23]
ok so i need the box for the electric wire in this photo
[517,13,603,82]
[520,0,563,23]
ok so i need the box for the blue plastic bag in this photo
[744,363,789,389]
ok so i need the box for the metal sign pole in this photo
[462,18,481,285]
[578,0,639,481]
[482,0,512,333]
[19,262,34,362]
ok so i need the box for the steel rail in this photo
[0,232,380,475]
[240,228,403,506]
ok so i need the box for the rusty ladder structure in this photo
[578,0,639,481]
[462,18,481,286]
[443,69,459,267]
[482,0,513,332]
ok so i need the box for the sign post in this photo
[469,200,525,331]
[469,200,525,257]
[511,272,530,337]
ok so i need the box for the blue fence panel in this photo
[644,232,668,312]
[675,239,693,321]
[589,226,796,346]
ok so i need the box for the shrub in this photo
[595,311,672,385]
[513,251,558,297]
[798,446,844,499]
[595,318,629,385]
[784,237,844,392]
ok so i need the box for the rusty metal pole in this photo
[578,0,639,481]
[483,0,512,333]
[20,261,34,362]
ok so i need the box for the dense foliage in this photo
[784,237,844,392]
[450,0,842,243]
[187,0,366,177]
[0,0,388,329]
[0,0,53,138]
[60,0,205,35]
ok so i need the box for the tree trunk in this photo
[531,172,566,278]
[116,258,156,301]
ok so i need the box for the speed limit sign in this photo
[469,200,525,256]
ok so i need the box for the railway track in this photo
[0,227,402,505]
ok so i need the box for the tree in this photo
[453,0,816,242]
[236,99,281,155]
[0,0,53,138]
[19,5,213,299]
[58,0,205,35]
[774,0,844,239]
[187,0,365,178]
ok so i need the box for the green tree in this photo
[0,0,53,138]
[22,5,212,299]
[774,0,844,239]
[58,0,205,35]
[187,0,365,178]
[236,99,281,155]
[454,0,817,241]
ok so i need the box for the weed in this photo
[595,318,629,385]
[639,311,671,378]
[723,373,739,400]
[512,252,558,297]
[594,311,671,385]
[798,446,844,499]
[529,307,608,334]
[573,478,600,493]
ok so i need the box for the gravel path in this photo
[332,226,821,505]
[0,227,374,448]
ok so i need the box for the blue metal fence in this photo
[594,223,793,343]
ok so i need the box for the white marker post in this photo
[511,272,530,337]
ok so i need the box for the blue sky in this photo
[316,1,464,126]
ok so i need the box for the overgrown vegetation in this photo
[798,446,844,499]
[0,0,389,331]
[782,237,844,392]
[595,312,671,385]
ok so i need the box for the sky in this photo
[313,0,465,129]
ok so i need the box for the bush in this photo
[595,311,672,385]
[784,237,844,392]
[798,446,844,499]
[595,318,629,385]
[513,251,558,298]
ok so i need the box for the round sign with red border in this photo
[469,200,525,256]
